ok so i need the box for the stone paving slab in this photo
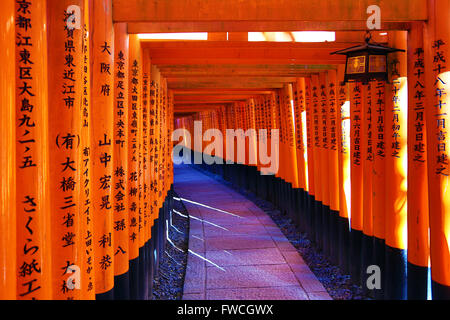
[206,286,309,300]
[174,164,331,300]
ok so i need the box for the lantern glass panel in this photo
[346,56,366,74]
[369,55,386,73]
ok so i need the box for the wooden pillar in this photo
[47,0,85,300]
[311,74,323,247]
[305,77,316,202]
[79,0,95,299]
[142,47,150,243]
[349,81,364,285]
[294,78,308,232]
[141,47,150,298]
[337,65,350,274]
[127,34,140,299]
[371,79,387,299]
[407,22,429,300]
[0,0,16,300]
[327,70,340,265]
[384,31,408,300]
[294,79,307,193]
[424,0,450,299]
[319,72,331,256]
[361,81,374,294]
[91,0,114,299]
[15,0,52,300]
[284,84,299,189]
[112,22,130,299]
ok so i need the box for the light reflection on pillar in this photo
[341,101,351,228]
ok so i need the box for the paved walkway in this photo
[173,164,331,300]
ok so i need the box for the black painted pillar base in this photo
[96,288,114,300]
[337,216,350,274]
[329,210,339,266]
[407,262,428,300]
[149,227,155,298]
[349,229,363,286]
[322,204,331,257]
[384,245,407,300]
[314,200,323,250]
[306,194,315,239]
[129,256,139,300]
[113,271,130,300]
[361,233,374,297]
[432,281,450,300]
[373,237,385,300]
[293,189,302,230]
[138,245,147,300]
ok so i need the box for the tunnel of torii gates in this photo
[0,0,450,301]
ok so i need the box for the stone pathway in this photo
[173,164,331,300]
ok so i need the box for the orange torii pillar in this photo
[47,0,86,300]
[318,73,331,256]
[142,48,155,296]
[91,0,114,300]
[270,92,281,208]
[127,34,141,300]
[0,0,16,300]
[112,22,130,299]
[79,0,95,298]
[254,99,262,193]
[305,77,317,239]
[141,47,151,298]
[265,93,279,200]
[15,0,52,300]
[349,82,364,286]
[276,89,289,214]
[424,0,450,299]
[371,79,387,299]
[384,31,408,300]
[326,70,340,265]
[407,22,429,300]
[293,78,308,233]
[252,97,266,199]
[311,74,323,248]
[336,66,350,274]
[283,84,300,222]
[152,66,165,286]
[361,82,374,294]
[149,72,159,289]
[247,99,259,194]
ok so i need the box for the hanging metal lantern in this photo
[331,32,405,84]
